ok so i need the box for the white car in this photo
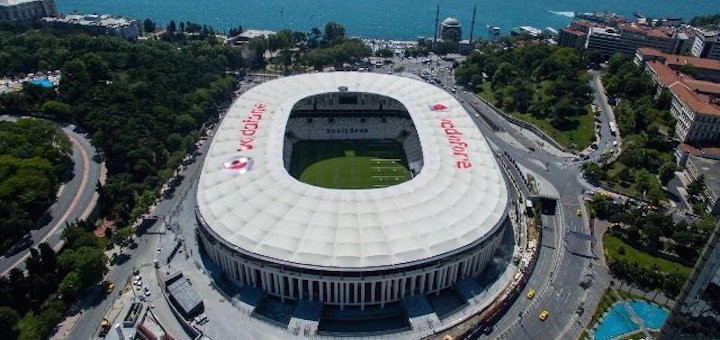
[612,140,618,147]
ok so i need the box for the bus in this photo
[608,122,617,136]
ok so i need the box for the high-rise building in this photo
[660,222,720,338]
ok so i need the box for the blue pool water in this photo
[594,303,638,340]
[593,301,669,340]
[28,79,53,88]
[628,300,669,330]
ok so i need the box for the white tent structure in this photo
[196,72,509,308]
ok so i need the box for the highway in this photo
[0,118,103,276]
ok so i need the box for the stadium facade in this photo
[196,72,510,309]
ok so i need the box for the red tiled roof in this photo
[561,28,586,37]
[637,48,720,71]
[679,142,720,157]
[668,82,720,116]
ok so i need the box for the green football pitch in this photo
[289,140,412,189]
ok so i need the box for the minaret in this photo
[469,4,477,43]
[433,4,439,43]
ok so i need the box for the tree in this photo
[687,175,705,199]
[323,22,345,43]
[583,162,606,183]
[0,306,19,339]
[58,271,82,301]
[658,162,676,185]
[40,100,73,121]
[142,19,156,33]
[167,20,177,34]
[375,48,393,58]
[58,246,107,287]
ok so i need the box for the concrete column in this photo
[343,282,350,304]
[371,281,376,304]
[319,281,324,302]
[380,280,387,307]
[260,271,267,290]
[361,282,366,310]
[400,277,406,298]
[300,279,305,300]
[354,282,360,304]
[410,276,416,295]
[428,271,435,292]
[419,274,426,294]
[279,275,286,303]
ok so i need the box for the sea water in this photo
[58,0,718,40]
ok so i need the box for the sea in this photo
[57,0,718,40]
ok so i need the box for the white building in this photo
[0,0,56,21]
[196,73,510,311]
[692,30,720,61]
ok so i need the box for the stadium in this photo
[195,72,510,321]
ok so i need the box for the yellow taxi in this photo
[539,310,549,321]
[527,289,536,299]
[104,281,115,294]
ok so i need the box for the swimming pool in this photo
[628,300,669,329]
[28,79,53,88]
[593,300,669,340]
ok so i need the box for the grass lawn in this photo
[289,140,411,189]
[603,234,691,277]
[477,82,595,150]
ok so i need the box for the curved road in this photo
[0,119,103,276]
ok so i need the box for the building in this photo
[40,14,139,39]
[681,155,720,215]
[636,48,720,143]
[195,73,510,318]
[660,221,720,338]
[559,28,587,50]
[585,27,623,55]
[692,30,720,60]
[439,17,461,41]
[0,0,55,21]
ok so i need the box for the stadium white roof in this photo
[197,72,509,269]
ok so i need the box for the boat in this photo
[511,26,542,37]
[545,27,559,35]
[486,25,500,35]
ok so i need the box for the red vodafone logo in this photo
[431,103,449,111]
[223,157,253,174]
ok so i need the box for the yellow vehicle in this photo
[539,310,549,321]
[104,281,115,294]
[576,209,582,217]
[527,289,536,299]
[99,318,110,336]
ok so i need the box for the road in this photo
[65,123,217,340]
[0,118,103,276]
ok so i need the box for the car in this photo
[104,282,115,294]
[527,289,536,299]
[483,325,493,335]
[612,140,618,147]
[576,209,582,217]
[539,310,549,321]
[144,290,151,297]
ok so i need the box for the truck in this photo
[525,199,534,216]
